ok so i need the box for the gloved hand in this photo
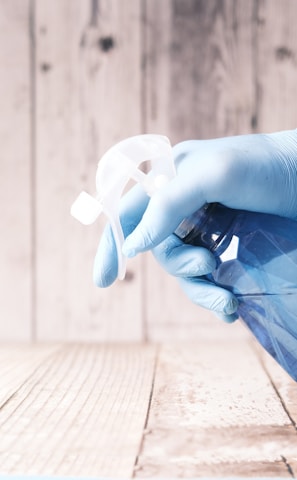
[93,130,297,322]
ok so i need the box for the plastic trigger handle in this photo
[70,134,176,280]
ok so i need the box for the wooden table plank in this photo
[0,344,61,408]
[259,347,297,477]
[135,342,297,477]
[0,344,156,478]
[0,342,296,478]
[260,346,297,424]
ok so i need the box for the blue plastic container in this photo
[177,203,297,381]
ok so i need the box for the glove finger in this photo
[178,276,239,320]
[122,175,206,256]
[152,234,216,277]
[152,235,237,323]
[93,184,149,287]
[93,224,118,287]
[118,183,150,230]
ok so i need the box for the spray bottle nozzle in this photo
[71,134,175,280]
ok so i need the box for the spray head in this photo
[71,134,175,280]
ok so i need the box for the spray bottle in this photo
[71,134,297,381]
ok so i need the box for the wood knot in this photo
[275,46,294,61]
[40,62,52,73]
[98,36,115,52]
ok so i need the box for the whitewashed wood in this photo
[0,343,296,477]
[136,342,297,477]
[144,0,255,341]
[149,314,252,344]
[256,0,297,132]
[260,346,297,423]
[0,1,32,340]
[142,0,172,137]
[0,344,61,407]
[0,344,156,478]
[259,349,297,476]
[35,0,144,341]
[161,0,255,142]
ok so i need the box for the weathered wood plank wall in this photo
[1,0,297,341]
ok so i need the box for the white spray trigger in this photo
[71,134,175,280]
[71,191,102,225]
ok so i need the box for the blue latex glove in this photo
[93,130,297,322]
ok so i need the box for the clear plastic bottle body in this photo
[178,203,297,381]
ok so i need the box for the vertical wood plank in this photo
[0,0,32,340]
[142,0,172,136]
[256,0,297,132]
[170,0,256,140]
[35,0,144,341]
[144,0,256,144]
[144,0,256,341]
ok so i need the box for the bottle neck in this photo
[176,203,239,256]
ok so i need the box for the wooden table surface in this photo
[0,323,296,479]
